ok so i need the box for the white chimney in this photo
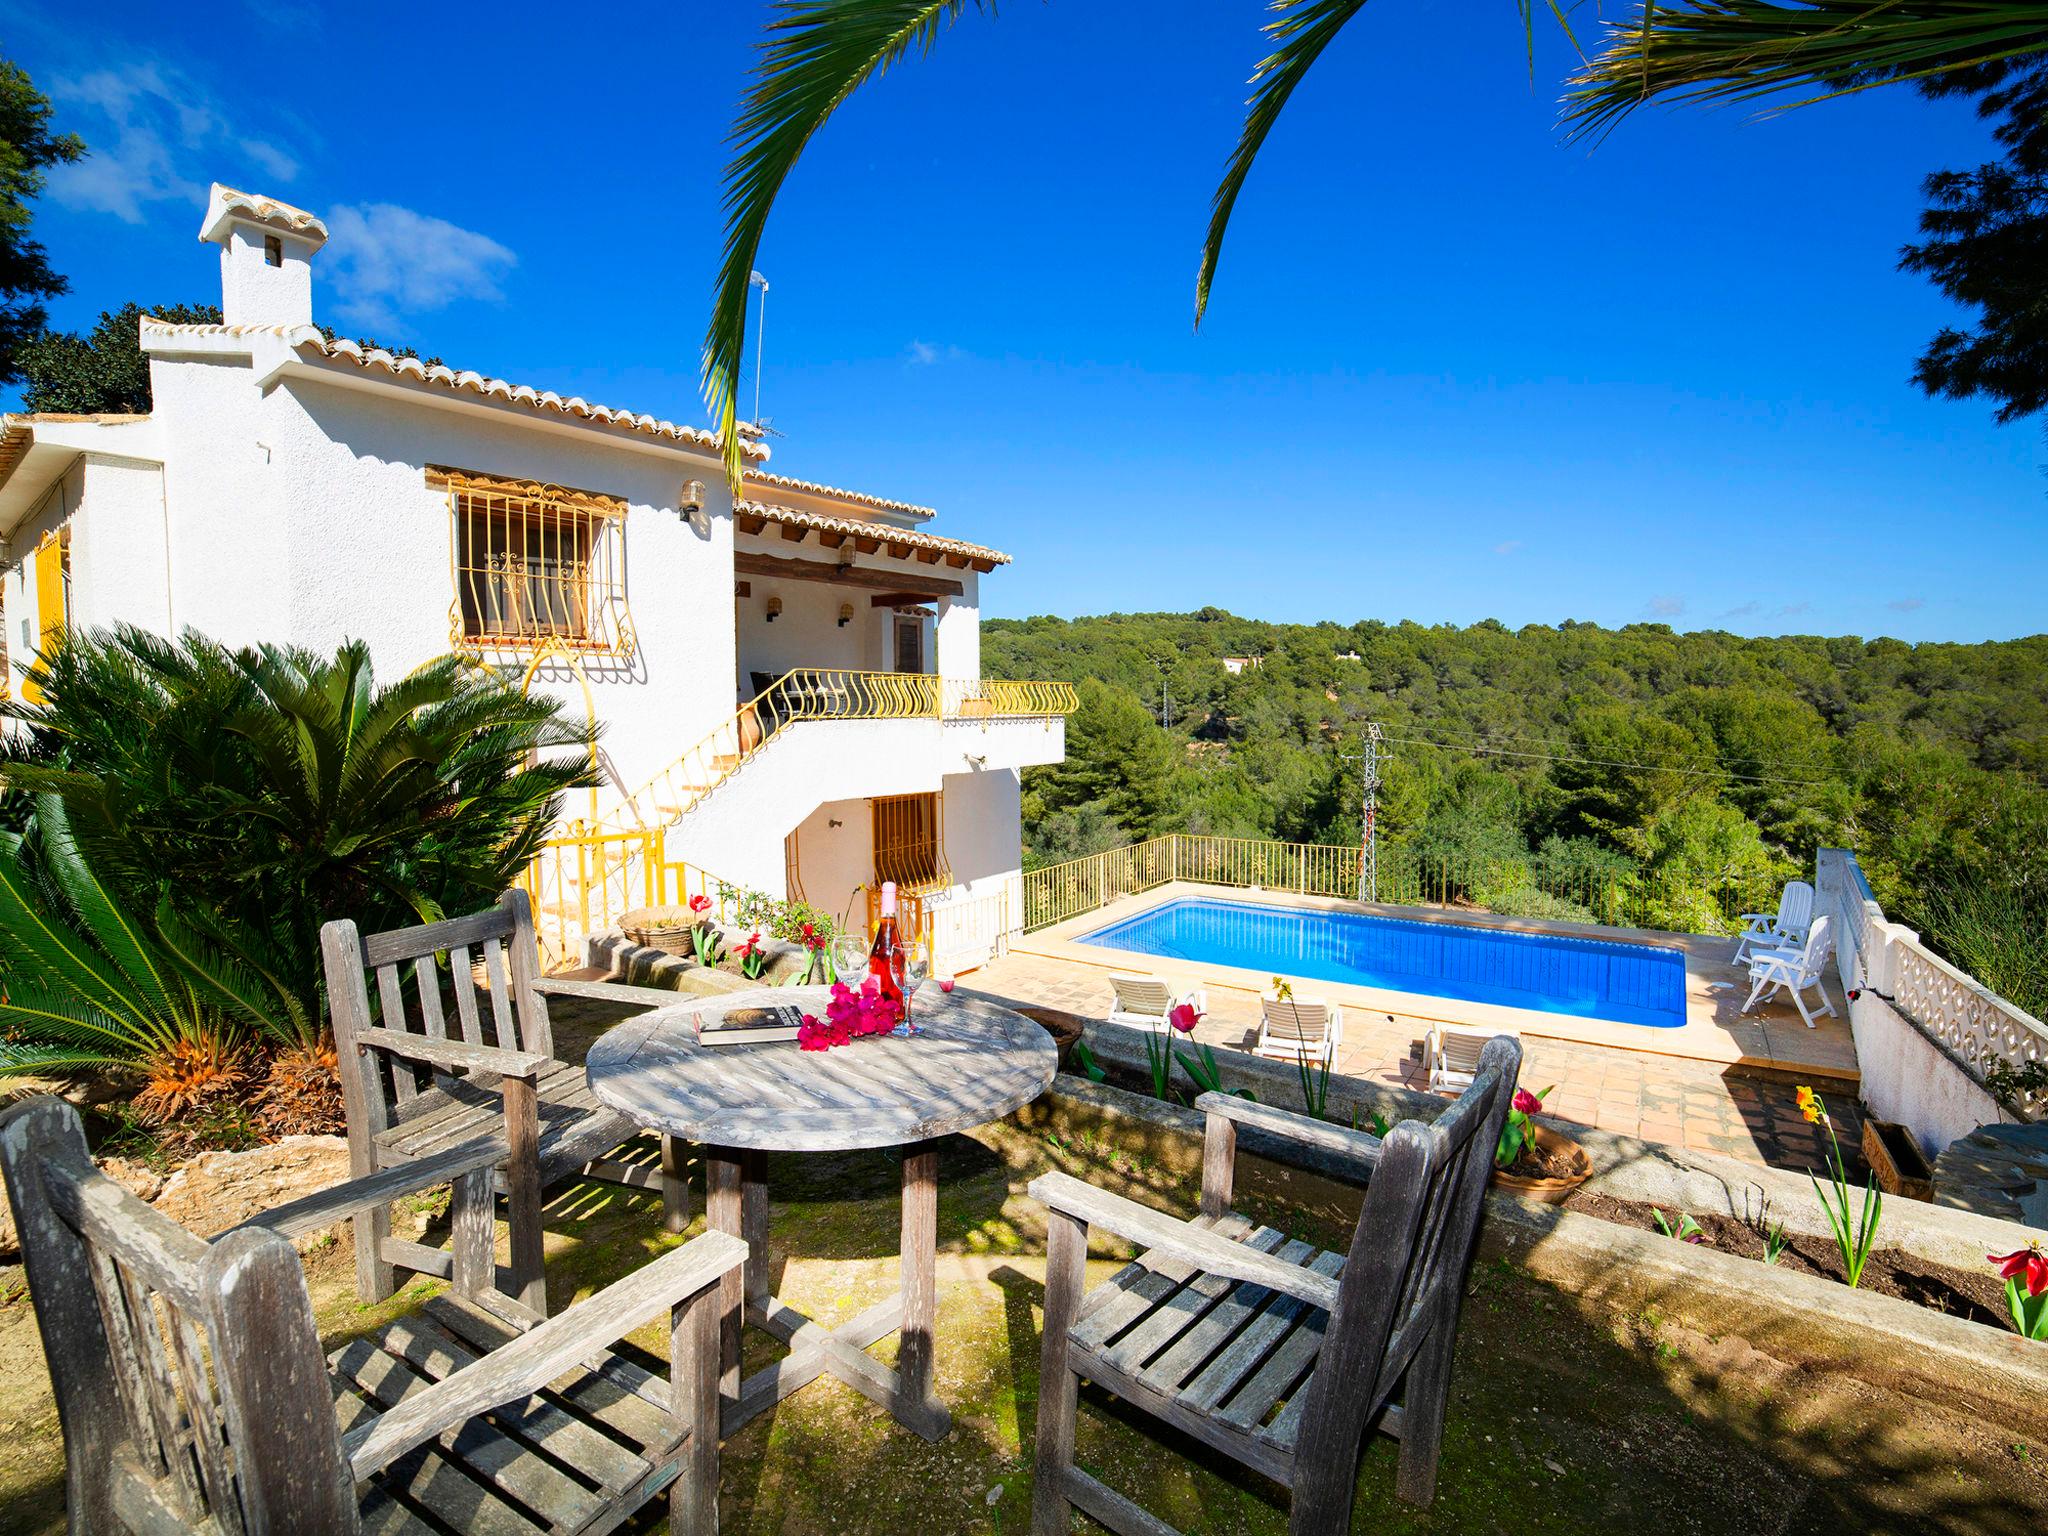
[197,183,328,328]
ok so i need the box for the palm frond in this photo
[1564,1,2048,139]
[1198,0,1572,327]
[0,1041,137,1078]
[705,0,995,489]
[33,796,178,1027]
[154,902,313,1047]
[0,840,163,1031]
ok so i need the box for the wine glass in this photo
[897,939,932,1034]
[831,935,867,988]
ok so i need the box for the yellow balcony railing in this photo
[607,670,1077,831]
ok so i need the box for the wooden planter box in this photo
[1862,1117,1936,1203]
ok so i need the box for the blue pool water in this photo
[1079,899,1687,1029]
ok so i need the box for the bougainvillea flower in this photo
[688,894,712,915]
[1512,1088,1543,1115]
[1990,1245,2048,1297]
[1168,1002,1202,1034]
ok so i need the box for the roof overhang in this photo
[734,500,1007,572]
[0,415,159,546]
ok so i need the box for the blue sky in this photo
[11,1,2045,641]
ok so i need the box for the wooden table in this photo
[585,985,1056,1441]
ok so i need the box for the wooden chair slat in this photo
[1173,1239,1323,1412]
[1068,1215,1249,1349]
[332,1336,606,1532]
[1215,1250,1349,1431]
[449,945,485,1045]
[1097,1226,1288,1377]
[415,958,449,1041]
[165,1305,247,1536]
[378,964,419,1108]
[381,1309,654,1488]
[81,1245,173,1479]
[362,908,516,969]
[481,940,518,1050]
[109,1263,206,1517]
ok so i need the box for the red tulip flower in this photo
[1991,1244,2048,1298]
[1168,1002,1202,1034]
[688,894,712,915]
[938,978,955,993]
[1512,1088,1544,1116]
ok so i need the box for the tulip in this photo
[688,894,712,915]
[1168,1003,1202,1034]
[1512,1088,1543,1116]
[1990,1245,2048,1297]
[938,978,955,993]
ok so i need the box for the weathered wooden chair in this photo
[0,1094,746,1536]
[322,889,683,1318]
[1030,1033,1522,1536]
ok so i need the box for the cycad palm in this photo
[0,799,304,1116]
[702,0,2048,485]
[3,627,593,1031]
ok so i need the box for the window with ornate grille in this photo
[872,792,943,888]
[434,466,635,657]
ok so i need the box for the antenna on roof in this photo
[748,271,770,428]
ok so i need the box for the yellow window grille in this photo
[434,466,635,658]
[873,792,944,889]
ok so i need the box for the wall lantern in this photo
[838,602,854,628]
[678,479,710,536]
[764,595,783,623]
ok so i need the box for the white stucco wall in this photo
[220,225,316,327]
[145,352,739,793]
[68,458,172,634]
[2,465,79,686]
[941,766,1024,901]
[936,574,980,680]
[788,796,876,930]
[1846,990,2011,1157]
[668,718,949,893]
[735,571,878,687]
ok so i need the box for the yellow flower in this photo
[1795,1085,1815,1109]
[1801,1103,1822,1123]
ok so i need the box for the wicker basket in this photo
[620,906,701,957]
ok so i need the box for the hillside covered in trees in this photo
[984,611,2048,1010]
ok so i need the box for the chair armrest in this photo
[355,1027,549,1078]
[233,1133,509,1241]
[1193,1091,1383,1168]
[1028,1171,1340,1313]
[532,976,691,1009]
[342,1228,749,1479]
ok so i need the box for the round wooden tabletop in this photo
[584,985,1058,1152]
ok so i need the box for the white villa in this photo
[0,184,1072,964]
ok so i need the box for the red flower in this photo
[1512,1088,1544,1116]
[1168,1002,1202,1034]
[688,894,712,915]
[799,922,826,951]
[938,978,955,993]
[736,930,762,956]
[1990,1245,2048,1297]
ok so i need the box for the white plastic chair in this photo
[1107,973,1204,1034]
[1257,993,1343,1066]
[1741,913,1837,1028]
[1423,1021,1497,1093]
[1733,880,1815,965]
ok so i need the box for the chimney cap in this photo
[198,183,328,251]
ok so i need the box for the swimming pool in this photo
[1078,898,1687,1029]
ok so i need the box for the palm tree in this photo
[0,798,304,1121]
[2,626,595,1029]
[701,0,2048,485]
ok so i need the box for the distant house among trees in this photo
[1220,655,1264,675]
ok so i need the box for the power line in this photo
[1369,731,1831,789]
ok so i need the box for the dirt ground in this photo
[4,991,2045,1535]
[2,1100,2043,1536]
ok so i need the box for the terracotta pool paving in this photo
[967,943,1864,1177]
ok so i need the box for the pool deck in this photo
[1014,881,1859,1081]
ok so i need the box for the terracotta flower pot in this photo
[1490,1123,1592,1203]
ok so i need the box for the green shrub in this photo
[1,625,595,1037]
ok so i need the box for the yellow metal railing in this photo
[516,822,730,970]
[609,670,1077,831]
[1023,837,1181,932]
[941,677,1079,718]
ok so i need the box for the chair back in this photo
[321,890,553,1131]
[1431,1023,1490,1082]
[0,1097,358,1534]
[1778,881,1815,940]
[1291,1035,1521,1477]
[1798,913,1833,978]
[1261,993,1332,1046]
[1109,974,1173,1018]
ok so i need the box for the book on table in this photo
[694,1005,805,1045]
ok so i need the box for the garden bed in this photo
[1562,1188,2010,1327]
